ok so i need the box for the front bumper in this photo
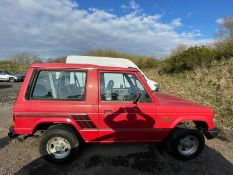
[204,127,220,139]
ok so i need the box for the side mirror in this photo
[133,92,141,104]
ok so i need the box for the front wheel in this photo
[167,128,205,160]
[39,125,80,164]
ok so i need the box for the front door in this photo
[97,71,157,142]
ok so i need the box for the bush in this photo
[86,49,159,69]
[161,46,217,73]
[47,57,66,63]
[0,61,30,73]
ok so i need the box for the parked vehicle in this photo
[0,70,18,82]
[17,72,27,82]
[66,55,159,91]
[8,63,219,163]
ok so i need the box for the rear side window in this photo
[31,70,86,100]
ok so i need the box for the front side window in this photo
[100,72,151,102]
[31,70,86,100]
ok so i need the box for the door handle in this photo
[104,110,112,115]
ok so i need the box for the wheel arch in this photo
[9,77,16,81]
[172,118,210,130]
[32,121,85,142]
[193,121,208,130]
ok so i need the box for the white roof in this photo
[66,55,136,68]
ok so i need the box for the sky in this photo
[0,0,232,59]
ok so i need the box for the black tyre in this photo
[167,128,205,160]
[39,124,80,164]
[9,77,16,83]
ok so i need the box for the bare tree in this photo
[46,56,66,63]
[217,17,233,40]
[214,16,233,59]
[10,51,42,65]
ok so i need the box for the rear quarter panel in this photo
[13,68,99,141]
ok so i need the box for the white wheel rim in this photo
[178,135,199,156]
[47,137,71,159]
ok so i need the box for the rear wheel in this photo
[167,128,205,160]
[39,125,80,164]
[9,77,16,83]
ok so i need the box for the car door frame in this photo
[97,69,157,142]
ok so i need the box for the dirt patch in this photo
[0,82,22,105]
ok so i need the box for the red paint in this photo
[12,63,216,143]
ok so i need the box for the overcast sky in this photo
[0,0,231,59]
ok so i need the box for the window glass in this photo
[134,77,152,102]
[100,72,151,102]
[32,70,86,100]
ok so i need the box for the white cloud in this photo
[0,0,212,58]
[129,0,140,12]
[170,18,182,27]
[216,18,224,24]
[121,0,142,14]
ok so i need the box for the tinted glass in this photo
[32,70,86,100]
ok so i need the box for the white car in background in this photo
[66,55,159,91]
[0,70,18,83]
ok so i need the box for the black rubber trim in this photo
[8,126,17,139]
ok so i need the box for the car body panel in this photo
[154,93,215,129]
[97,70,159,142]
[12,63,216,143]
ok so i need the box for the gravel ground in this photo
[0,82,233,175]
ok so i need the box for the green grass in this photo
[144,59,233,128]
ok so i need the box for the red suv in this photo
[8,63,219,163]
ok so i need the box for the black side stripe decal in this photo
[72,115,97,129]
